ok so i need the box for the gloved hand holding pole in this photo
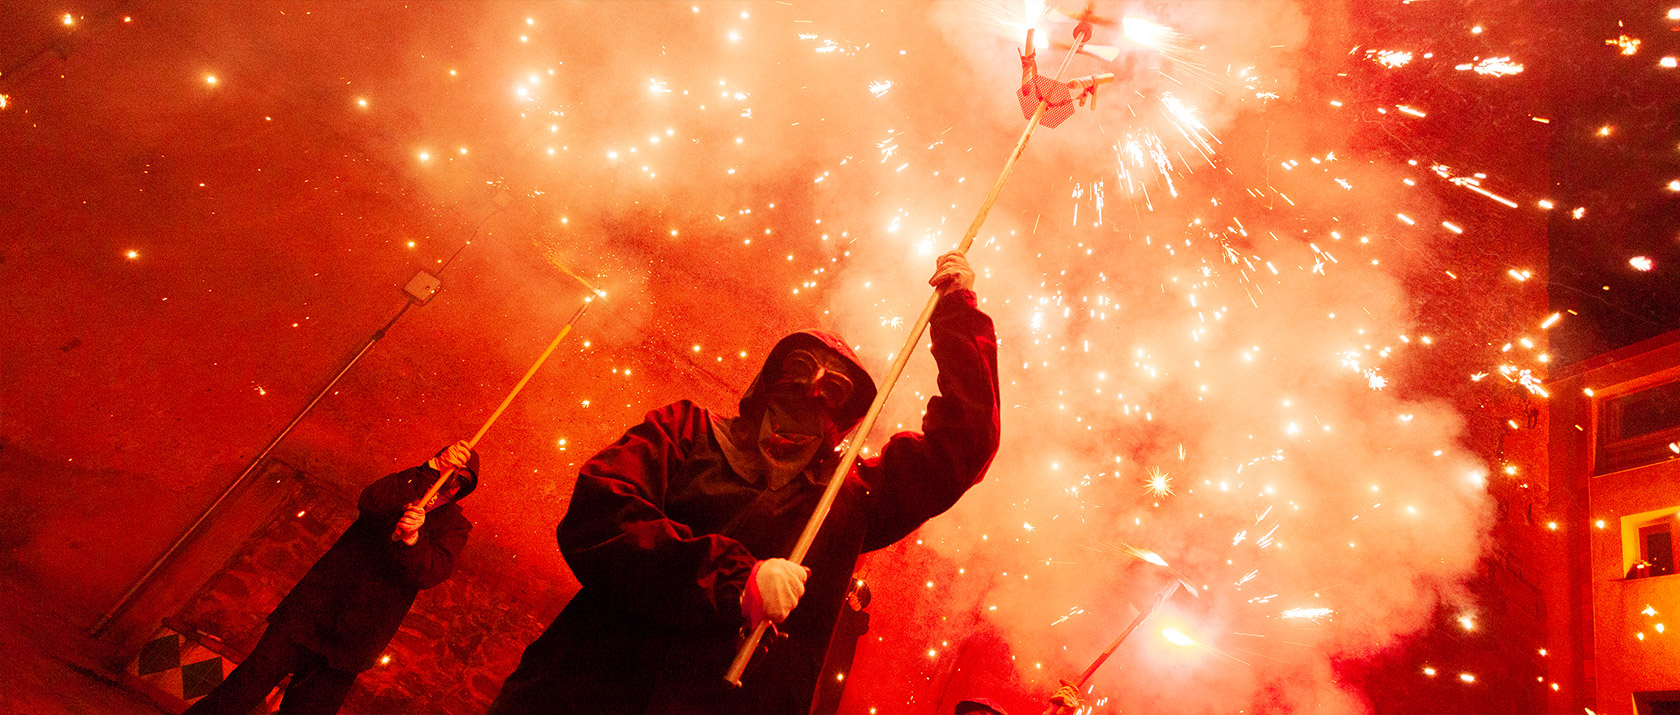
[392,296,593,541]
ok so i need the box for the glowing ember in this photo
[1370,50,1413,68]
[1630,256,1655,272]
[1459,56,1525,77]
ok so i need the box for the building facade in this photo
[1548,329,1680,714]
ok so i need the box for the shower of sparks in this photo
[1144,467,1174,497]
[1160,94,1218,158]
[1607,35,1641,55]
[1021,0,1047,32]
[1630,256,1655,272]
[59,1,1617,709]
[975,0,1048,46]
[1122,17,1177,50]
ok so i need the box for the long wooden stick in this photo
[1079,580,1179,686]
[724,32,1089,687]
[392,297,592,539]
[1040,580,1181,715]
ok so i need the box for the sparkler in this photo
[725,14,1113,687]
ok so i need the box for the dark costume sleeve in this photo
[858,289,1001,552]
[558,401,757,628]
[357,466,428,514]
[360,467,472,589]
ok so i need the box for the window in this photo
[1596,379,1680,474]
[1624,509,1680,580]
[1631,522,1675,579]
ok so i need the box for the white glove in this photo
[428,441,472,472]
[741,558,809,625]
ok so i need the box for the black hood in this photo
[430,445,480,503]
[737,329,877,437]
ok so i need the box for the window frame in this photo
[1592,366,1680,476]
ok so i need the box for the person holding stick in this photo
[489,251,1000,714]
[185,441,479,715]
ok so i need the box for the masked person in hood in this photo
[185,441,478,715]
[490,251,1001,714]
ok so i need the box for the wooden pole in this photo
[1041,581,1182,715]
[724,31,1089,687]
[392,297,592,539]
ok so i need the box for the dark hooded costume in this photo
[186,450,477,715]
[270,449,478,671]
[490,289,1000,714]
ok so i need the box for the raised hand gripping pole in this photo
[1044,546,1197,714]
[392,297,592,540]
[724,27,1105,687]
[1041,581,1181,715]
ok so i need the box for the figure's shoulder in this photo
[637,400,719,445]
[646,399,711,424]
[846,455,888,490]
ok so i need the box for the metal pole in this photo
[91,301,412,635]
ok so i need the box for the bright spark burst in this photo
[1630,255,1655,271]
[1143,467,1174,497]
[1122,17,1177,49]
[1161,627,1197,646]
